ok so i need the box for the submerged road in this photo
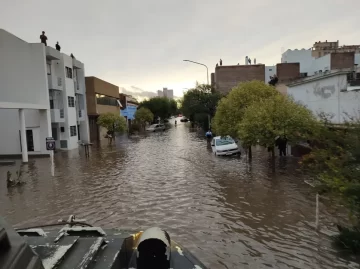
[0,120,359,268]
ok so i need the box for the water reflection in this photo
[0,121,359,269]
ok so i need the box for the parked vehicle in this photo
[0,214,208,269]
[180,117,189,122]
[211,136,241,156]
[146,124,166,132]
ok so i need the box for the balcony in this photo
[72,58,83,69]
[46,46,61,60]
[48,75,63,90]
[77,109,85,121]
[50,109,65,122]
[74,81,81,93]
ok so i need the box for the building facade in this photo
[119,93,138,129]
[312,40,360,58]
[157,88,174,99]
[214,62,299,94]
[0,29,90,160]
[85,77,121,141]
[287,68,360,124]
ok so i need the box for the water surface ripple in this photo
[0,122,358,268]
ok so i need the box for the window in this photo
[60,127,65,132]
[96,94,119,106]
[70,126,77,137]
[268,68,272,71]
[47,63,51,75]
[49,100,54,109]
[65,67,73,78]
[68,96,75,107]
[356,73,360,80]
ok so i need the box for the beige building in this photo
[85,77,121,141]
[312,40,360,58]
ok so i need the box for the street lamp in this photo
[183,60,211,128]
[183,60,209,85]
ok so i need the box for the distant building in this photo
[85,77,121,141]
[119,93,139,128]
[312,40,360,58]
[157,88,174,99]
[214,61,299,94]
[0,29,89,161]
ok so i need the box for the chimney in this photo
[245,56,248,65]
[254,58,256,64]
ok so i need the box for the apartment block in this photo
[85,77,121,141]
[0,29,89,160]
[157,88,174,99]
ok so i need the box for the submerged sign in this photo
[120,105,137,120]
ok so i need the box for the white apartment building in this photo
[0,29,89,161]
[287,68,360,124]
[157,88,174,99]
[281,48,360,77]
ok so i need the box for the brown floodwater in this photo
[0,121,359,269]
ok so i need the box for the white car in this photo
[211,136,241,156]
[146,124,166,132]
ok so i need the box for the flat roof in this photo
[287,69,352,87]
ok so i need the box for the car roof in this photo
[213,136,233,140]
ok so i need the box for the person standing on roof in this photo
[40,31,47,46]
[55,41,61,51]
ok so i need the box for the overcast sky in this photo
[1,0,360,98]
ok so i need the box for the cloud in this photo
[1,0,360,98]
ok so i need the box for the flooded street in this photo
[0,122,359,269]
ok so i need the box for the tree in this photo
[238,94,319,155]
[135,107,154,130]
[97,112,127,134]
[181,83,222,129]
[212,81,280,138]
[139,97,177,121]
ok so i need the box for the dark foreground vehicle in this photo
[0,215,207,269]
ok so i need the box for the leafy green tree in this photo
[181,83,222,129]
[212,81,280,138]
[97,112,127,134]
[300,117,360,252]
[139,97,177,121]
[135,107,154,130]
[238,94,318,155]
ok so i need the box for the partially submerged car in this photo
[211,136,241,156]
[146,124,166,132]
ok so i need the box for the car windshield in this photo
[215,138,235,146]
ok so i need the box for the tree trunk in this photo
[248,146,252,159]
[271,147,275,158]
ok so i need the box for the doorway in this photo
[26,130,34,151]
[77,125,80,141]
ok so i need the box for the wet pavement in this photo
[0,120,359,269]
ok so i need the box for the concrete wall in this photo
[215,65,265,94]
[265,66,276,83]
[0,29,50,109]
[288,74,360,124]
[281,49,313,74]
[308,54,331,76]
[0,109,51,155]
